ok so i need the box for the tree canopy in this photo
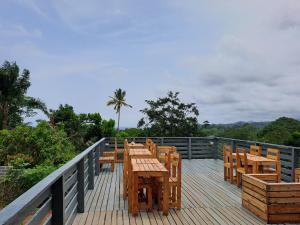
[138,91,199,136]
[0,61,47,129]
[49,104,116,150]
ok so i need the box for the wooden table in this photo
[128,143,145,149]
[129,148,153,159]
[129,158,169,216]
[123,148,153,200]
[232,153,276,173]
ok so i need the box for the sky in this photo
[1,0,300,127]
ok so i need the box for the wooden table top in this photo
[128,143,145,148]
[129,149,152,156]
[232,153,276,162]
[132,158,160,164]
[131,159,167,172]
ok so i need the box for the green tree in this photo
[258,117,300,145]
[0,61,47,129]
[107,88,132,132]
[49,104,116,149]
[218,124,258,141]
[138,91,199,136]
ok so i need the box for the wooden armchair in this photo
[249,145,262,156]
[223,145,235,183]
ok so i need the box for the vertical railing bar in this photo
[77,159,85,213]
[188,137,192,160]
[88,151,94,190]
[231,140,236,152]
[292,147,296,181]
[95,145,100,176]
[213,137,218,159]
[161,137,164,146]
[51,176,64,225]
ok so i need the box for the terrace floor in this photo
[72,159,270,225]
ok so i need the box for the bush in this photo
[0,159,56,207]
[0,121,76,166]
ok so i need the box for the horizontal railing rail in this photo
[0,138,106,225]
[105,136,300,182]
[0,136,299,225]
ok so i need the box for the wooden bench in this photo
[242,174,300,223]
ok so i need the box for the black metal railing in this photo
[0,136,299,225]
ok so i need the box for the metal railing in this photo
[0,136,299,225]
[0,138,106,225]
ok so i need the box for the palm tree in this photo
[107,88,132,132]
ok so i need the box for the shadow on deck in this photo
[73,159,267,225]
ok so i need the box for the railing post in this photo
[88,151,94,190]
[188,138,192,160]
[231,140,236,152]
[161,137,164,145]
[292,148,296,181]
[51,176,65,225]
[213,138,219,159]
[95,145,100,176]
[77,159,85,213]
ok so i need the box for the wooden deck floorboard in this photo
[73,159,268,225]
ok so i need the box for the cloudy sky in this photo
[1,0,300,127]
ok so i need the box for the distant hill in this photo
[214,121,271,129]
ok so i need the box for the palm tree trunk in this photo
[117,110,121,133]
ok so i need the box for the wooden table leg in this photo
[132,173,138,216]
[162,173,169,216]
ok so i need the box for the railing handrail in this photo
[0,137,106,224]
[109,136,300,150]
[215,136,300,150]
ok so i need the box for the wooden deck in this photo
[72,159,269,225]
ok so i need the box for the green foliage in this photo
[0,121,76,166]
[0,61,47,129]
[286,131,300,146]
[138,91,199,137]
[50,104,116,150]
[218,124,259,141]
[0,160,56,208]
[258,117,300,145]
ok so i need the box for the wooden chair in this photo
[236,148,250,187]
[157,152,182,209]
[158,146,176,164]
[223,145,235,184]
[99,147,116,172]
[263,148,281,182]
[115,138,124,163]
[249,145,262,156]
[145,138,153,149]
[149,143,157,157]
[295,168,300,182]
